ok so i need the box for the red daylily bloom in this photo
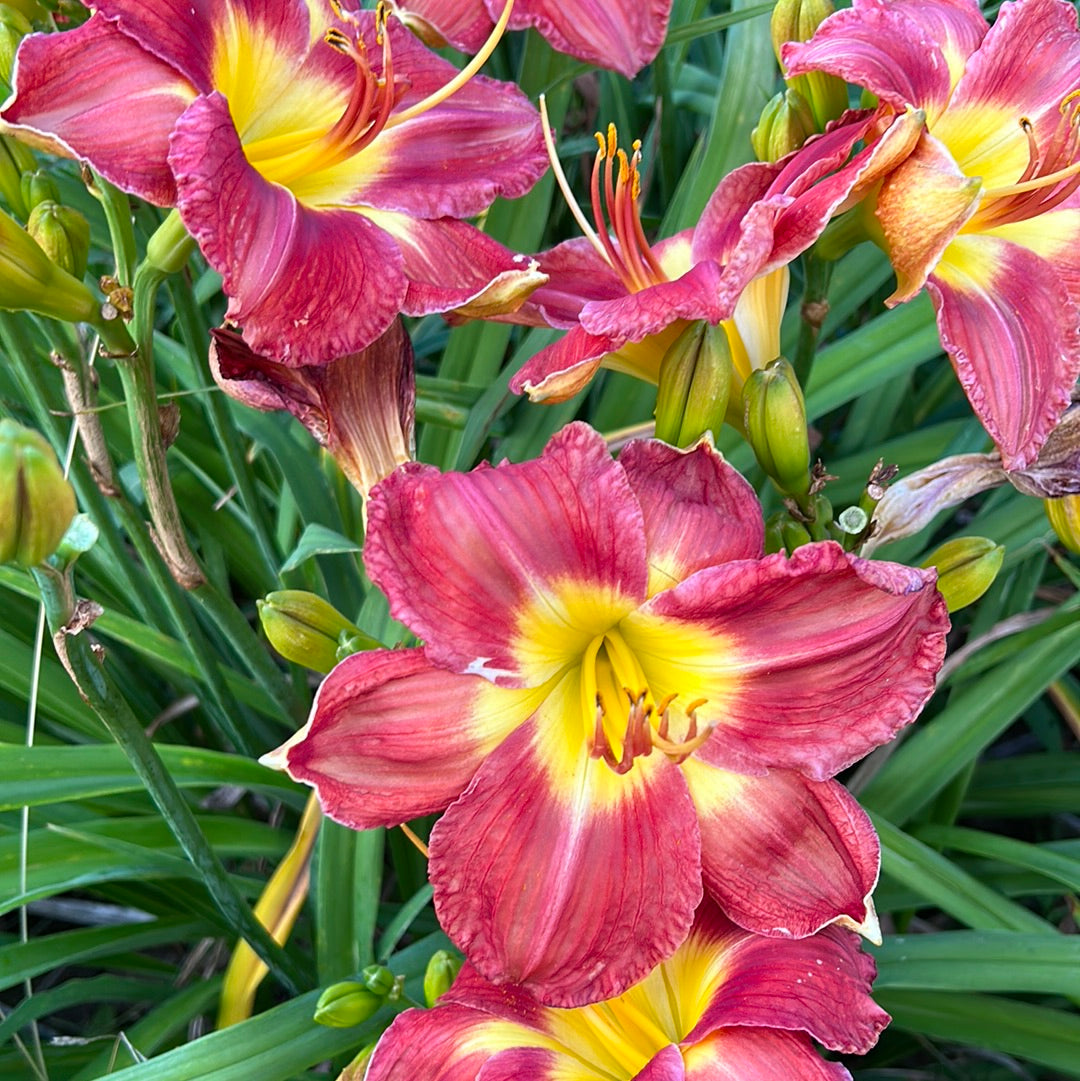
[387,0,672,79]
[266,423,948,1007]
[365,900,889,1081]
[209,318,414,501]
[784,0,1080,469]
[508,107,922,403]
[0,0,546,364]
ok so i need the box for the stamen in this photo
[652,697,714,764]
[386,0,516,127]
[539,95,612,268]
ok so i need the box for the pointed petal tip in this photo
[837,895,882,946]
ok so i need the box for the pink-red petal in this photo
[929,233,1080,469]
[170,93,407,365]
[364,422,647,683]
[782,0,958,118]
[2,15,193,205]
[510,326,617,403]
[618,439,764,595]
[341,20,545,218]
[686,915,888,1053]
[429,718,703,1007]
[682,1028,852,1081]
[267,648,528,828]
[633,542,947,780]
[493,0,673,78]
[685,764,880,941]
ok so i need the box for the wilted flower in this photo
[364,900,889,1081]
[266,423,947,1006]
[1,0,547,364]
[784,0,1080,469]
[210,318,415,503]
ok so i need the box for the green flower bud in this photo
[0,5,32,87]
[751,88,817,163]
[423,950,462,1007]
[0,419,77,566]
[0,135,36,219]
[654,321,733,447]
[360,964,397,997]
[920,536,1004,613]
[743,357,811,496]
[3,0,45,21]
[770,0,849,129]
[313,981,382,1028]
[257,590,366,674]
[0,208,98,322]
[781,517,813,552]
[145,209,197,276]
[1046,496,1080,554]
[19,168,59,214]
[26,201,90,279]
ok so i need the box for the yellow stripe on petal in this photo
[509,580,638,686]
[974,208,1080,261]
[931,102,1028,190]
[618,610,744,735]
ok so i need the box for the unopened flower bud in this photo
[423,950,462,1007]
[313,981,383,1028]
[0,419,77,566]
[751,88,817,162]
[0,135,35,219]
[1045,495,1080,554]
[743,357,811,496]
[0,4,32,86]
[654,321,733,447]
[360,964,396,997]
[19,168,58,214]
[257,590,372,674]
[920,537,1004,612]
[145,209,197,276]
[0,208,98,322]
[771,0,849,128]
[26,201,90,279]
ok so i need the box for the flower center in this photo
[238,0,514,193]
[580,629,712,774]
[974,90,1080,228]
[540,98,669,293]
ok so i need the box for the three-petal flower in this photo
[268,423,947,1007]
[1,0,547,364]
[364,900,889,1081]
[784,0,1080,468]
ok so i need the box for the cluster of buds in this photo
[314,965,398,1028]
[752,0,849,162]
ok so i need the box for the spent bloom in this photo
[0,0,547,365]
[509,104,922,404]
[267,423,947,1007]
[365,901,890,1081]
[385,0,672,79]
[784,0,1080,469]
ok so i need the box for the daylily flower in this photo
[386,0,672,79]
[365,900,890,1081]
[267,423,948,1007]
[209,317,414,502]
[509,104,922,404]
[783,0,1080,469]
[0,0,547,365]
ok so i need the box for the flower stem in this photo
[29,564,307,997]
[791,249,833,388]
